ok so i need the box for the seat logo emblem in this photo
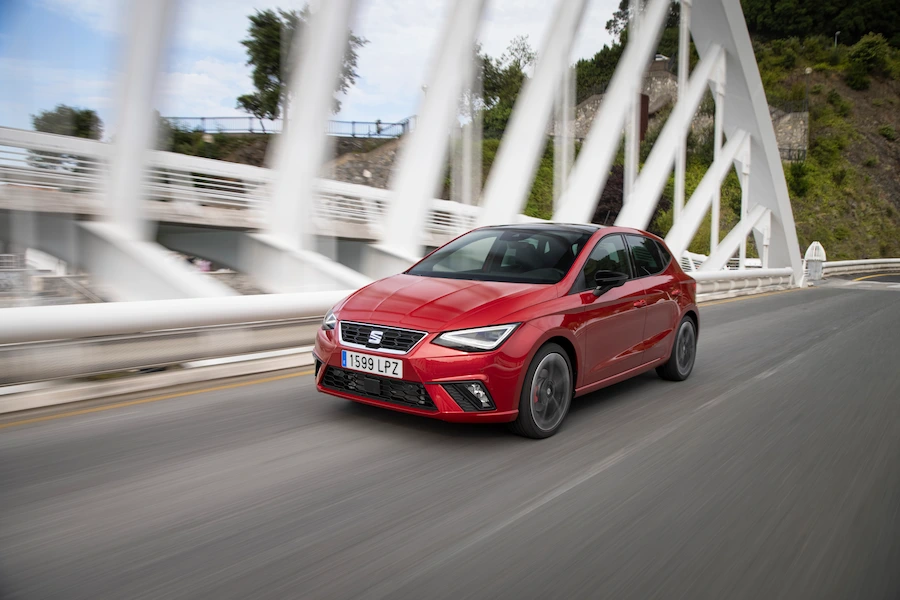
[368,330,384,345]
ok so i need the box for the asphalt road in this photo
[2,283,900,599]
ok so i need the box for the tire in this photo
[509,343,574,439]
[656,316,697,382]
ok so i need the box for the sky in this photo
[0,0,619,138]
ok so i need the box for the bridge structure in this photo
[0,0,897,378]
[4,2,900,597]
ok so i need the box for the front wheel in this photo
[509,343,573,439]
[657,316,697,381]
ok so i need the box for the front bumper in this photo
[313,324,535,423]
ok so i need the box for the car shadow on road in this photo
[325,370,670,443]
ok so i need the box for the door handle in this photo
[634,299,647,308]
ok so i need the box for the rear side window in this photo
[655,241,672,268]
[625,234,666,277]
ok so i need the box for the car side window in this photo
[625,234,666,277]
[578,234,632,292]
[655,240,672,268]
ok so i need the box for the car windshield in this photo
[406,227,593,284]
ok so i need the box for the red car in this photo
[314,224,698,438]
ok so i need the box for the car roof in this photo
[482,223,653,237]
[484,222,601,234]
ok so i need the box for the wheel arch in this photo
[684,308,699,336]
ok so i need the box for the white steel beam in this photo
[689,0,802,280]
[623,0,644,206]
[738,151,749,268]
[377,0,487,258]
[615,44,724,229]
[711,52,726,252]
[105,0,176,241]
[553,65,576,211]
[477,0,589,226]
[552,0,671,224]
[664,129,748,258]
[673,0,692,222]
[266,0,358,252]
[701,203,769,271]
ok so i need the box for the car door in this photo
[624,234,680,364]
[574,234,648,387]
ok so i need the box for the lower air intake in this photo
[322,367,436,410]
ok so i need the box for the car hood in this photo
[336,273,557,332]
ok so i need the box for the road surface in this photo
[1,282,899,599]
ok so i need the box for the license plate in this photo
[341,350,403,379]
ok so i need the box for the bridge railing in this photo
[0,266,797,385]
[0,127,479,243]
[161,116,416,138]
[691,268,794,301]
[822,259,900,277]
[0,291,347,385]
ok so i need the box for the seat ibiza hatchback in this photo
[314,224,698,438]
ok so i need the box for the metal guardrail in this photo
[692,268,794,300]
[822,259,900,277]
[0,319,322,385]
[5,256,896,385]
[0,267,802,385]
[0,291,349,385]
[0,127,479,242]
[161,116,416,138]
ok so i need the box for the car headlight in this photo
[432,324,519,352]
[322,308,337,330]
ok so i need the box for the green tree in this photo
[32,104,103,139]
[740,0,900,46]
[578,0,679,103]
[236,6,368,126]
[478,35,536,138]
[30,105,103,171]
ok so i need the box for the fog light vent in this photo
[443,382,495,412]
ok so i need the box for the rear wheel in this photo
[657,316,696,381]
[509,343,573,439]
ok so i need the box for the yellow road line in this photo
[852,273,895,281]
[0,369,315,431]
[700,287,805,307]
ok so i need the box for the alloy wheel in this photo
[529,352,572,432]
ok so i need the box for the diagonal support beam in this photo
[615,44,724,230]
[552,0,671,224]
[700,203,769,271]
[664,129,748,258]
[376,0,487,258]
[477,0,589,226]
[266,0,358,253]
[106,0,176,241]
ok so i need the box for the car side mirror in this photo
[593,270,628,296]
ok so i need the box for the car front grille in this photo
[321,367,436,410]
[339,322,427,354]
